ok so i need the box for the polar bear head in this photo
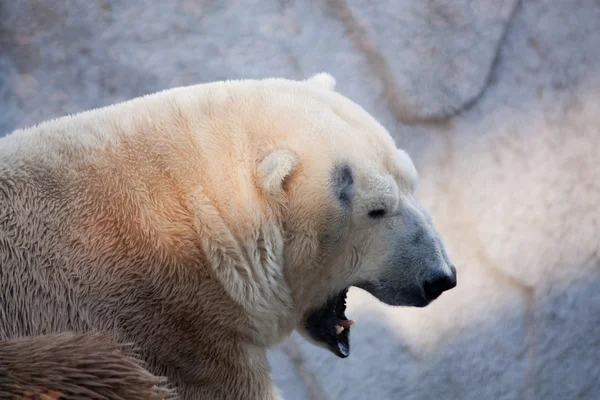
[252,73,457,358]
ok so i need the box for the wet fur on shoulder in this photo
[0,333,175,400]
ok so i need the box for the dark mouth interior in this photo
[305,288,353,358]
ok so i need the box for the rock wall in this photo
[1,1,599,399]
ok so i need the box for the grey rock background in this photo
[1,0,599,399]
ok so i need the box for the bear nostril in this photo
[423,275,456,300]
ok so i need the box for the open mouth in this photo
[304,288,355,358]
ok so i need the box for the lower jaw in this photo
[353,282,431,308]
[304,288,353,358]
[302,284,436,357]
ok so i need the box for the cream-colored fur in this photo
[0,73,455,399]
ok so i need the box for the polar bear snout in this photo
[353,199,458,309]
[422,266,457,301]
[394,203,458,306]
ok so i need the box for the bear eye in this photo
[368,209,386,219]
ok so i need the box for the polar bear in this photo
[0,73,456,399]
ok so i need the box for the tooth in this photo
[340,319,355,328]
[335,325,344,335]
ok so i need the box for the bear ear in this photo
[396,148,419,192]
[304,72,336,91]
[257,150,298,194]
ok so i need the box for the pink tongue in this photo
[339,319,355,328]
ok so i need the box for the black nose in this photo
[423,274,456,301]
